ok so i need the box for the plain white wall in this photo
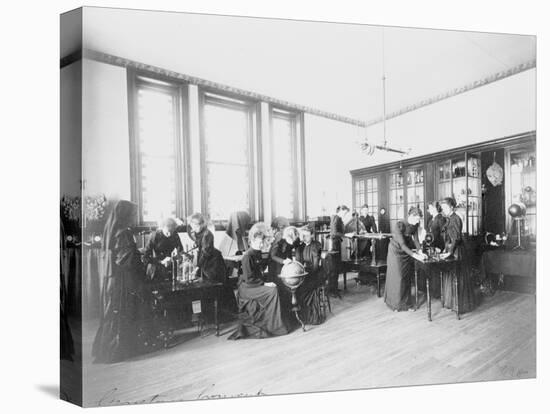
[363,68,536,163]
[82,59,131,202]
[60,61,82,198]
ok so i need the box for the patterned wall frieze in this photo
[82,48,535,128]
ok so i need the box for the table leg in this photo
[454,270,460,320]
[214,296,219,336]
[343,273,347,291]
[414,268,418,311]
[427,274,432,322]
[440,271,444,308]
[294,310,306,332]
[377,269,381,298]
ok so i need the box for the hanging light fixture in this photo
[361,28,410,156]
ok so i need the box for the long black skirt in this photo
[384,241,414,311]
[297,272,325,325]
[228,284,289,339]
[92,271,150,363]
[441,245,477,313]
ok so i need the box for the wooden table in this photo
[151,280,223,346]
[413,256,459,321]
[344,233,391,296]
[354,260,388,297]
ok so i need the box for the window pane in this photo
[206,163,249,220]
[272,114,296,218]
[204,101,251,220]
[204,104,248,164]
[137,87,177,223]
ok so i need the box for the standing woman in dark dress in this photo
[295,225,324,325]
[384,207,426,311]
[326,205,348,296]
[359,204,378,258]
[440,198,477,313]
[228,223,289,339]
[143,217,183,282]
[423,202,447,298]
[426,202,446,252]
[92,200,148,363]
[188,213,237,314]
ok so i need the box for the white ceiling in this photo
[80,7,535,122]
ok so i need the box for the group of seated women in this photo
[384,197,477,314]
[92,201,328,362]
[228,223,326,339]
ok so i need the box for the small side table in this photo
[355,260,388,297]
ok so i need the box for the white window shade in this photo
[136,87,178,223]
[203,99,253,221]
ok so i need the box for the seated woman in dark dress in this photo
[268,226,301,324]
[268,225,300,282]
[188,213,237,315]
[92,200,150,363]
[143,217,183,282]
[295,225,325,325]
[439,197,477,313]
[384,207,427,311]
[228,223,289,339]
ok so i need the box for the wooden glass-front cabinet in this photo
[350,132,534,238]
[436,152,481,235]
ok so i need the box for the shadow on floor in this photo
[35,384,59,399]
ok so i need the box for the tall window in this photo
[271,108,304,220]
[131,75,184,225]
[201,93,257,222]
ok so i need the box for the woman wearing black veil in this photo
[92,200,149,363]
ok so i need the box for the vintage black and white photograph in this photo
[60,6,536,407]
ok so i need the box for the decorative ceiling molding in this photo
[82,49,535,128]
[83,49,366,126]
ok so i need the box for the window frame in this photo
[198,89,261,225]
[127,69,190,226]
[269,106,306,222]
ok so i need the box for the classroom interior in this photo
[60,8,536,407]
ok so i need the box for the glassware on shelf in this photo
[467,156,480,178]
[452,160,466,178]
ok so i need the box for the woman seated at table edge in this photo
[295,225,325,325]
[228,222,289,339]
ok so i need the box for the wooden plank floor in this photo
[80,280,536,407]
